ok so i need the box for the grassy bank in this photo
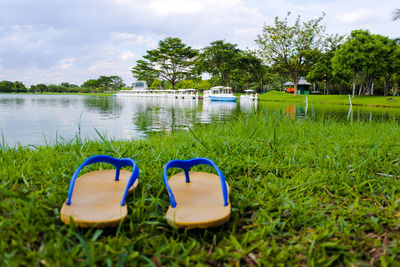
[259,91,400,108]
[2,113,400,265]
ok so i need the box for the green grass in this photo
[259,91,400,108]
[2,113,400,265]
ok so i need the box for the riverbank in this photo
[259,91,400,108]
[1,113,400,265]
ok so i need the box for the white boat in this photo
[174,89,199,99]
[240,89,258,101]
[115,81,199,99]
[208,86,237,102]
[116,89,174,97]
[202,90,211,100]
[115,81,148,96]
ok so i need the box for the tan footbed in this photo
[166,171,231,229]
[60,169,138,228]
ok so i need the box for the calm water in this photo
[1,94,400,146]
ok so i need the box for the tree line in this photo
[0,76,128,94]
[132,12,400,96]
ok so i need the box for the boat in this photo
[132,81,148,90]
[208,86,237,102]
[240,89,258,101]
[114,81,149,96]
[174,89,199,99]
[202,90,211,100]
[116,81,199,99]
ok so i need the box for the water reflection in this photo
[0,98,26,106]
[270,103,400,122]
[116,97,251,135]
[84,96,122,119]
[240,99,258,111]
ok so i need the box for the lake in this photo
[1,94,400,146]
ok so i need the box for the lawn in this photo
[259,91,400,108]
[1,112,400,265]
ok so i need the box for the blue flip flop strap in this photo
[162,157,228,208]
[66,155,139,206]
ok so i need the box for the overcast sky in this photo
[0,0,398,86]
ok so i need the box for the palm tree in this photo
[394,9,400,21]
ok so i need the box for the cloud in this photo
[58,58,76,69]
[336,9,382,24]
[148,0,205,16]
[0,0,398,86]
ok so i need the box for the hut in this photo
[283,81,294,93]
[298,77,311,95]
[283,77,311,95]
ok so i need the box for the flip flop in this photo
[163,157,231,229]
[60,155,139,227]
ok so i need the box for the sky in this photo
[0,0,398,87]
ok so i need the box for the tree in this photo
[133,37,198,89]
[97,75,125,91]
[306,34,344,94]
[0,81,14,92]
[197,40,241,88]
[81,76,125,92]
[256,13,326,96]
[35,84,47,93]
[82,79,100,92]
[332,30,399,96]
[13,81,27,93]
[176,79,195,89]
[131,60,159,86]
[380,38,400,95]
[150,79,162,89]
[229,51,268,92]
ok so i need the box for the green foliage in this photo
[0,81,27,93]
[96,87,105,93]
[197,41,268,92]
[0,81,15,93]
[256,12,327,95]
[332,30,400,96]
[2,114,400,265]
[162,80,173,89]
[197,40,241,88]
[35,83,48,93]
[149,79,162,89]
[306,34,345,94]
[230,51,267,92]
[131,60,160,86]
[175,79,195,89]
[193,79,212,91]
[13,81,28,93]
[82,79,99,91]
[82,76,125,91]
[133,37,198,89]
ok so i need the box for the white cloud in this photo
[336,9,381,24]
[58,58,76,69]
[110,32,158,49]
[148,0,205,15]
[0,0,398,86]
